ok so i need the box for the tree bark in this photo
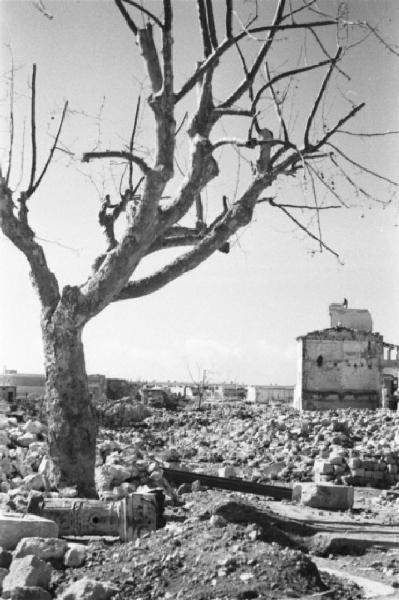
[42,307,97,498]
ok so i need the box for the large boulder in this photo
[56,577,118,600]
[2,555,52,597]
[13,537,67,562]
[0,513,58,551]
[63,544,87,568]
[292,482,354,511]
[9,587,52,600]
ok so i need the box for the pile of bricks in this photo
[315,451,399,487]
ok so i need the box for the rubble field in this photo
[2,400,399,599]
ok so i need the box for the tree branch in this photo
[27,101,68,198]
[225,0,233,39]
[138,24,163,93]
[220,0,286,109]
[328,146,399,188]
[162,0,173,99]
[197,0,212,58]
[129,96,141,190]
[146,227,205,254]
[0,174,59,309]
[311,103,365,150]
[205,0,218,50]
[28,64,37,194]
[260,198,341,210]
[265,62,288,142]
[115,177,269,301]
[82,150,151,175]
[114,0,138,36]
[304,47,342,148]
[251,57,335,118]
[5,52,15,187]
[174,20,337,103]
[123,0,162,28]
[269,199,339,259]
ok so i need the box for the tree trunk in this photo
[42,314,97,498]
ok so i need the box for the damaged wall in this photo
[329,303,373,331]
[294,328,384,411]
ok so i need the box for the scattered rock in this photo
[0,547,12,568]
[293,483,354,510]
[63,544,87,568]
[0,514,58,551]
[9,587,52,600]
[13,537,67,563]
[56,577,118,600]
[2,555,52,597]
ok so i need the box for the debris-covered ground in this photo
[2,400,399,599]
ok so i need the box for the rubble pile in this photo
[0,535,117,600]
[2,402,399,598]
[95,397,152,429]
[140,406,399,491]
[2,404,399,513]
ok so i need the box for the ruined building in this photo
[294,303,399,411]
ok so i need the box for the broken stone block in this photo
[0,457,12,476]
[0,416,9,430]
[262,462,285,478]
[0,513,58,551]
[13,537,67,562]
[0,547,12,569]
[9,587,52,600]
[37,457,51,478]
[218,466,236,478]
[56,577,118,600]
[95,467,113,493]
[351,468,365,478]
[328,453,345,465]
[22,421,44,436]
[348,457,362,469]
[15,434,37,448]
[63,544,87,568]
[0,432,10,446]
[313,460,334,475]
[2,555,52,597]
[0,567,9,588]
[21,474,48,492]
[292,482,354,511]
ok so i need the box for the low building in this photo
[247,385,294,405]
[207,383,247,402]
[0,385,16,406]
[294,303,399,411]
[0,370,107,401]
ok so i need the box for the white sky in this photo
[1,0,399,385]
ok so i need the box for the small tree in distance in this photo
[0,0,398,497]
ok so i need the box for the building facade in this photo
[0,370,107,401]
[294,303,398,411]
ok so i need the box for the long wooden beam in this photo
[163,467,292,500]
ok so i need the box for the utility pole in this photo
[198,369,206,410]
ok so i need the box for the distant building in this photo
[247,385,294,405]
[294,303,399,411]
[206,383,247,402]
[0,370,107,401]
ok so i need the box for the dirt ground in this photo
[50,489,370,600]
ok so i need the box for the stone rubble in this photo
[0,401,399,597]
[2,405,399,510]
[2,554,53,598]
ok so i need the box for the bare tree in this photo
[0,0,397,496]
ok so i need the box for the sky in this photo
[1,0,399,386]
